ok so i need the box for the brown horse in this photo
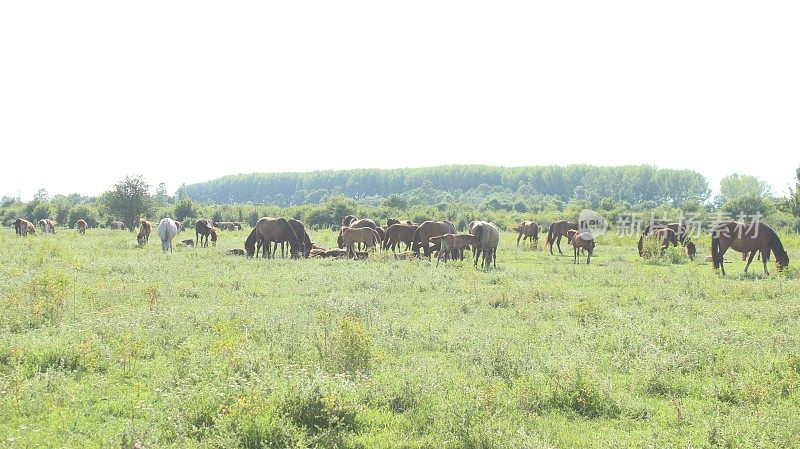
[340,227,381,258]
[428,233,477,266]
[546,221,579,255]
[14,218,24,236]
[109,221,128,231]
[342,215,356,227]
[18,219,36,235]
[244,217,301,259]
[684,239,697,260]
[383,224,418,254]
[216,222,241,231]
[572,231,594,264]
[137,219,152,247]
[337,218,379,249]
[412,221,456,258]
[643,222,688,243]
[75,219,88,235]
[711,221,789,275]
[39,219,56,234]
[195,219,219,247]
[469,221,500,269]
[513,221,539,248]
[637,228,678,257]
[277,219,312,258]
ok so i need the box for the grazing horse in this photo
[637,228,678,257]
[412,221,456,258]
[226,249,246,256]
[337,218,379,250]
[195,219,218,247]
[157,218,178,253]
[39,219,56,234]
[572,231,594,264]
[180,239,195,247]
[244,217,300,259]
[109,221,128,231]
[684,239,697,260]
[711,221,789,275]
[137,219,152,247]
[384,224,418,254]
[14,218,24,236]
[643,222,688,243]
[513,221,539,248]
[469,221,500,269]
[216,222,239,231]
[275,219,312,258]
[75,219,88,235]
[18,219,36,235]
[429,234,477,266]
[340,227,381,258]
[545,221,579,255]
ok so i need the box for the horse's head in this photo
[776,251,789,270]
[210,228,219,246]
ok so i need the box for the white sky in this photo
[1,1,798,200]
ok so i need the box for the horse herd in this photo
[10,215,791,274]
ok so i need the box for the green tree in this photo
[716,174,772,205]
[154,182,170,206]
[100,175,153,231]
[779,166,800,224]
[174,197,198,221]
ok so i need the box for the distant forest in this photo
[179,165,711,209]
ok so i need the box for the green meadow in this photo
[1,228,799,448]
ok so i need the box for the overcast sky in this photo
[1,1,798,200]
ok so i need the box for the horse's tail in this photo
[545,223,555,249]
[412,226,422,255]
[711,234,721,270]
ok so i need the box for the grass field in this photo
[1,227,799,448]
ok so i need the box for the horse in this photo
[711,221,789,275]
[39,219,56,234]
[157,218,178,253]
[109,221,128,231]
[137,219,152,247]
[337,218,379,250]
[340,227,381,258]
[428,233,477,266]
[643,222,688,243]
[75,219,88,235]
[175,221,185,233]
[227,249,246,256]
[14,218,23,236]
[469,221,500,269]
[180,239,195,247]
[18,219,35,235]
[684,239,697,260]
[572,231,594,264]
[278,219,311,258]
[216,222,240,231]
[412,221,456,258]
[244,217,300,259]
[384,224,418,254]
[387,218,401,227]
[195,219,219,247]
[342,215,356,227]
[545,220,579,255]
[637,228,678,257]
[513,221,539,248]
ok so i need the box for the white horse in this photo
[157,218,178,253]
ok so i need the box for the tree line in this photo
[2,166,799,233]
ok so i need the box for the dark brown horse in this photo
[137,219,152,247]
[711,221,789,275]
[637,228,678,257]
[643,222,688,243]
[384,224,418,254]
[195,219,219,247]
[75,219,88,235]
[342,215,356,227]
[412,221,456,258]
[546,221,578,255]
[274,219,312,258]
[572,231,594,264]
[513,221,539,248]
[244,217,300,259]
[14,218,23,236]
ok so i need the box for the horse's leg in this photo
[517,233,522,247]
[717,243,729,276]
[586,247,591,264]
[744,250,757,273]
[574,246,577,264]
[556,235,563,254]
[436,247,443,266]
[762,247,770,275]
